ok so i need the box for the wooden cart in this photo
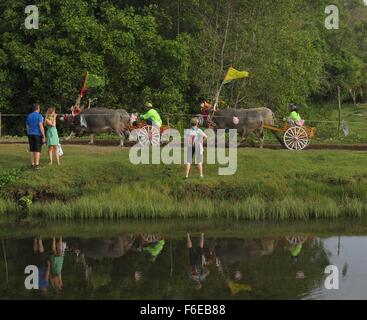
[128,122,171,147]
[264,123,317,151]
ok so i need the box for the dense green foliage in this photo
[1,0,367,134]
[0,144,366,220]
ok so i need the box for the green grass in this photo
[304,102,367,144]
[0,144,366,220]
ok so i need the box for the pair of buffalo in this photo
[60,105,274,148]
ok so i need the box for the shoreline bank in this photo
[0,144,366,220]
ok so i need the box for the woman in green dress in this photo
[45,108,60,165]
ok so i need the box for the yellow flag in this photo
[223,66,249,84]
[227,281,252,296]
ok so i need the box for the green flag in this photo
[80,72,105,97]
[86,73,105,88]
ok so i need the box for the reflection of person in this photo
[132,234,166,284]
[187,233,210,290]
[74,250,92,284]
[138,234,165,262]
[285,236,308,279]
[285,236,308,263]
[215,255,251,296]
[51,237,66,290]
[32,237,50,295]
[45,108,60,165]
[185,118,208,179]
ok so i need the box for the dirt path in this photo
[1,140,367,150]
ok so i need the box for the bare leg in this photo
[38,239,44,253]
[198,164,203,177]
[52,237,56,255]
[33,238,38,253]
[55,146,60,165]
[34,152,41,166]
[48,147,53,165]
[185,164,191,178]
[199,233,204,249]
[30,153,35,166]
[57,237,63,256]
[187,233,192,249]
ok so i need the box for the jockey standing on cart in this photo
[140,102,162,128]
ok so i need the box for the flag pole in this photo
[213,81,225,111]
[214,66,231,111]
[75,72,89,107]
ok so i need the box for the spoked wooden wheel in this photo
[137,126,161,146]
[283,127,309,151]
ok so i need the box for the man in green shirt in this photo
[140,102,162,128]
[289,103,301,121]
[286,103,304,126]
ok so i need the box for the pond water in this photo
[0,219,367,300]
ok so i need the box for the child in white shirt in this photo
[185,118,208,179]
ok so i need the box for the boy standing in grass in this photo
[185,118,207,179]
[26,104,46,169]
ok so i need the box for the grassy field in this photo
[308,103,367,144]
[0,144,366,220]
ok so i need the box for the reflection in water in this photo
[0,230,366,300]
[0,228,367,299]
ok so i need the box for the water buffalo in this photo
[60,107,131,146]
[213,108,274,148]
[202,103,275,148]
[213,238,277,263]
[73,237,136,260]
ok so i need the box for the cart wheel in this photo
[283,127,309,151]
[137,126,161,146]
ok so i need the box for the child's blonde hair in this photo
[191,117,199,127]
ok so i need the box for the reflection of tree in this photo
[1,239,8,284]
